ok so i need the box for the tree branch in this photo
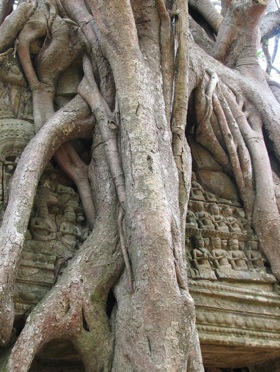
[260,9,280,39]
[189,16,215,56]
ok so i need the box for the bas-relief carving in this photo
[14,166,89,313]
[0,119,34,214]
[0,49,32,121]
[187,170,280,361]
[211,237,232,271]
[0,57,90,314]
[190,233,216,280]
[0,51,34,211]
[192,279,280,355]
[186,172,276,284]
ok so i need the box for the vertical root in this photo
[78,55,126,206]
[213,92,247,201]
[118,206,133,293]
[221,86,255,218]
[55,142,96,229]
[171,218,188,290]
[156,0,173,120]
[194,74,231,173]
[171,0,191,231]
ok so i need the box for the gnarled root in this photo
[7,127,124,371]
[0,2,35,52]
[55,143,96,229]
[0,96,92,345]
[16,6,96,228]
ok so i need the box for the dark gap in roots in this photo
[13,312,29,337]
[186,90,196,136]
[106,289,116,318]
[189,7,216,41]
[30,340,86,371]
[82,307,90,332]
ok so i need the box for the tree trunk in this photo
[0,0,279,370]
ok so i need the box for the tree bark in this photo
[0,0,279,370]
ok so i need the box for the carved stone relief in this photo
[14,165,89,314]
[0,54,90,316]
[0,118,34,214]
[186,172,275,284]
[0,49,33,121]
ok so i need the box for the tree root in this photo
[55,143,96,229]
[7,124,124,371]
[171,0,191,232]
[156,0,173,121]
[0,96,93,345]
[192,57,280,280]
[194,74,231,173]
[118,206,134,293]
[213,93,246,206]
[16,7,96,228]
[0,2,35,52]
[189,0,222,33]
[79,55,126,207]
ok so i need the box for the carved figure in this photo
[228,238,248,271]
[204,237,210,249]
[211,237,231,269]
[195,201,215,230]
[191,234,213,269]
[56,184,78,206]
[2,161,15,207]
[235,208,254,234]
[223,206,242,233]
[30,204,57,241]
[39,171,57,193]
[204,191,217,202]
[221,239,228,250]
[210,204,229,232]
[190,173,205,201]
[247,240,266,272]
[186,210,198,229]
[0,49,32,120]
[59,206,81,248]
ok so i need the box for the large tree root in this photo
[0,95,93,346]
[7,221,123,371]
[189,41,280,280]
[224,89,280,280]
[0,2,35,52]
[7,125,124,372]
[54,143,96,228]
[16,3,96,227]
[78,60,126,206]
[171,0,192,235]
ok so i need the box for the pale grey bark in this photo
[0,0,279,370]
